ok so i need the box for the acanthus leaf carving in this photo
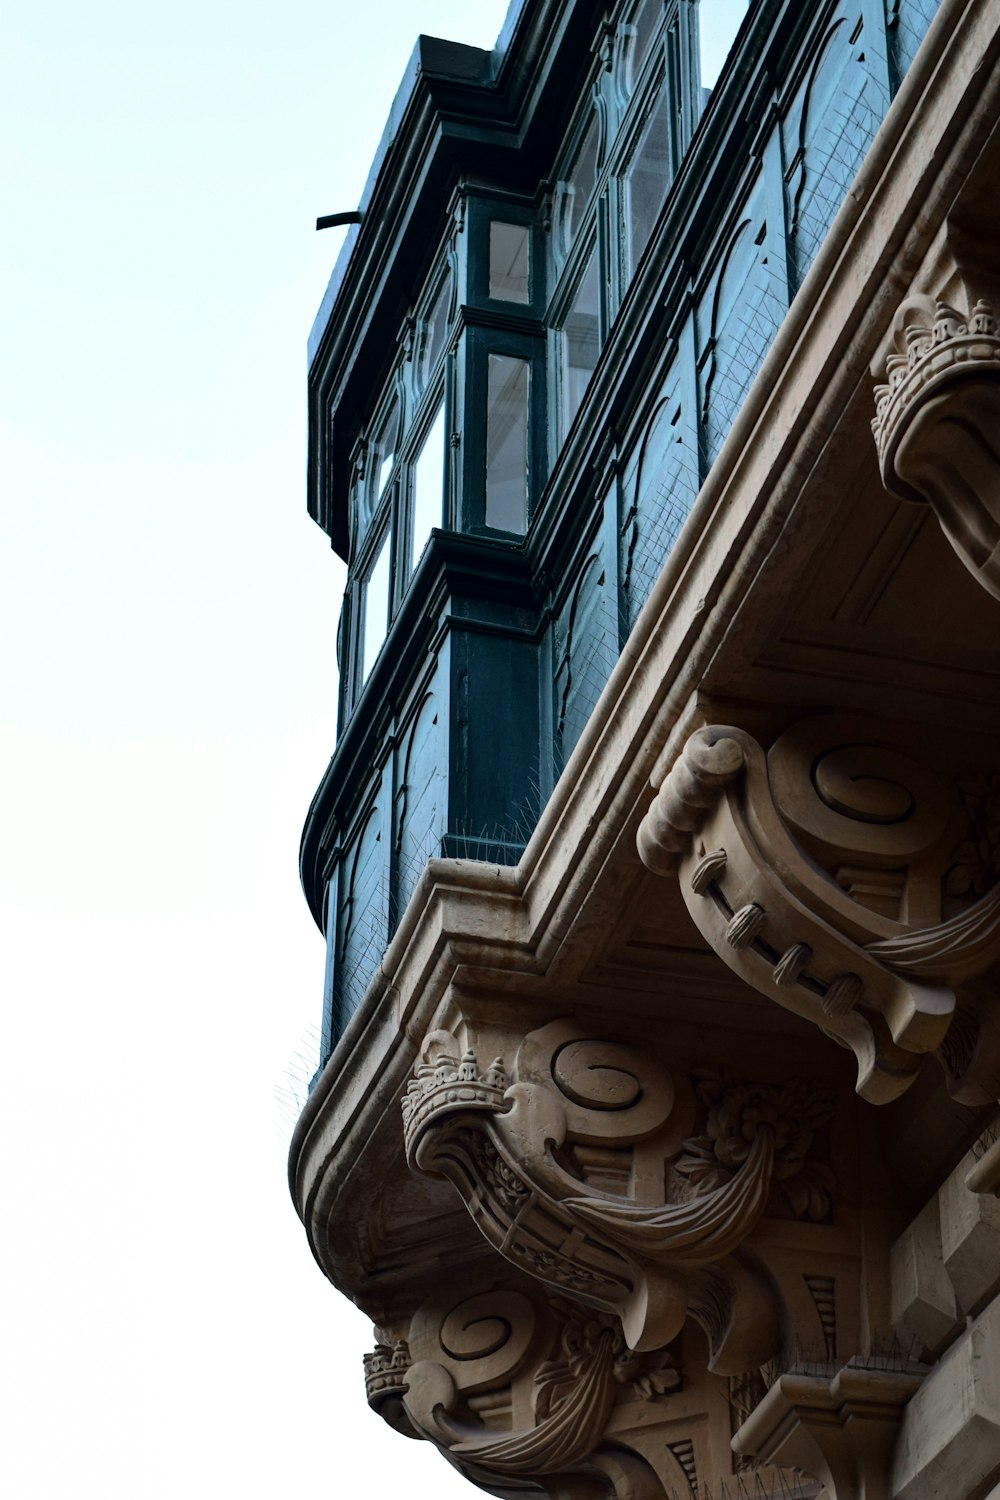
[945,771,1000,898]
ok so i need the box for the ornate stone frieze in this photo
[872,294,1000,601]
[402,1024,840,1366]
[637,719,1000,1104]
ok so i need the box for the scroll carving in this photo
[637,719,1000,1104]
[402,1023,830,1367]
[872,294,1000,601]
[384,1284,681,1495]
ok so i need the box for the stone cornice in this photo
[733,1360,925,1499]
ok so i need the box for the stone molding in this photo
[733,1360,925,1500]
[873,294,1000,601]
[892,1126,1000,1358]
[891,1294,1000,1500]
[637,719,1000,1104]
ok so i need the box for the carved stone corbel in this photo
[872,293,1000,601]
[401,1022,841,1367]
[637,718,1000,1104]
[732,1360,924,1500]
[369,1282,683,1498]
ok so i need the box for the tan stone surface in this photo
[892,1295,1000,1500]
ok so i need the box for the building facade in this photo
[289,1,1000,1495]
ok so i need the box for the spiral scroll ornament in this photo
[633,719,1000,1104]
[400,1287,681,1485]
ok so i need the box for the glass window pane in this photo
[563,249,601,432]
[373,395,399,501]
[559,114,599,258]
[628,0,663,88]
[361,532,391,681]
[489,222,530,303]
[418,274,451,394]
[486,354,529,534]
[624,85,670,277]
[411,403,446,570]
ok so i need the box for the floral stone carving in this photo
[637,719,1000,1104]
[946,772,1000,901]
[674,1071,835,1223]
[402,1023,820,1368]
[872,294,1000,601]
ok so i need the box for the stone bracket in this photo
[637,719,1000,1105]
[733,1362,924,1500]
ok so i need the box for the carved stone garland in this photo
[872,293,1000,601]
[637,719,1000,1105]
[402,1021,834,1366]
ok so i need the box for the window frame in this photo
[461,322,546,537]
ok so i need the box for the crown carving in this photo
[363,1340,412,1407]
[872,297,1000,470]
[401,1041,507,1155]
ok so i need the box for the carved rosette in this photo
[400,1024,846,1371]
[637,719,1000,1104]
[872,294,1000,601]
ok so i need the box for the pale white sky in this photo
[0,3,745,1495]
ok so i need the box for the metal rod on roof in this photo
[316,210,363,231]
